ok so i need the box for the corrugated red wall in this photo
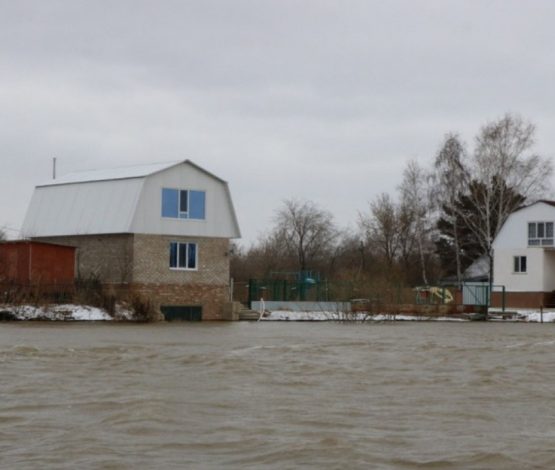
[0,242,75,285]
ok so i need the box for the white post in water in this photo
[52,157,57,179]
[258,298,265,321]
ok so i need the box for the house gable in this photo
[130,161,240,238]
[493,201,555,250]
[493,200,555,295]
[21,160,240,239]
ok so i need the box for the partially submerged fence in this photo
[233,279,506,312]
[239,279,420,306]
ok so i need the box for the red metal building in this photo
[0,241,76,285]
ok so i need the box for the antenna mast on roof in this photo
[52,157,56,180]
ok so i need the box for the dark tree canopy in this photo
[435,177,525,277]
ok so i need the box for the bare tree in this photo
[432,134,468,284]
[274,199,338,272]
[360,193,399,267]
[396,198,417,270]
[461,114,552,282]
[399,160,432,284]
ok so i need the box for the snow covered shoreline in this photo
[260,309,555,323]
[1,305,554,323]
[261,310,465,322]
[0,304,133,321]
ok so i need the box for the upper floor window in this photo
[162,188,205,220]
[528,222,553,246]
[169,242,197,270]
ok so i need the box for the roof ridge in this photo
[61,159,182,176]
[36,160,185,187]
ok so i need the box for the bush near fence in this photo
[0,279,122,316]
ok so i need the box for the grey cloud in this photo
[2,0,555,242]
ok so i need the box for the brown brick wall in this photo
[131,235,231,320]
[131,283,229,320]
[34,234,134,283]
[132,234,230,285]
[491,291,551,309]
[34,234,232,320]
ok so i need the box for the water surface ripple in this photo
[1,322,554,469]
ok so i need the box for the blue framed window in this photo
[169,242,198,270]
[162,188,205,220]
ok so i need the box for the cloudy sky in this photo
[2,0,555,244]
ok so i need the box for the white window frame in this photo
[161,187,206,220]
[528,221,554,247]
[513,255,527,274]
[179,190,189,219]
[169,242,198,271]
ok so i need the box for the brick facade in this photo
[130,283,230,320]
[35,233,232,320]
[132,235,231,320]
[36,234,134,283]
[132,234,229,285]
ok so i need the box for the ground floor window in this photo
[513,255,527,273]
[169,242,197,270]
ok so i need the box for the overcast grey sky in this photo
[2,0,555,244]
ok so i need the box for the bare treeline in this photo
[232,114,553,287]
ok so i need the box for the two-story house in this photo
[21,160,241,320]
[492,200,555,308]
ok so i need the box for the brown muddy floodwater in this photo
[1,322,554,470]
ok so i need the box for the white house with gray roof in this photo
[492,200,555,308]
[22,160,241,320]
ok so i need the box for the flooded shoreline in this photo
[2,303,555,323]
[1,322,554,469]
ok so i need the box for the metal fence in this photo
[235,279,448,307]
[461,283,506,310]
[233,279,506,310]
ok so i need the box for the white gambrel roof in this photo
[22,160,241,239]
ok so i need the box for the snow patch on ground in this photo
[262,310,466,322]
[263,309,555,322]
[0,304,134,321]
[489,308,555,323]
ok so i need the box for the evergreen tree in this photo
[435,177,525,279]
